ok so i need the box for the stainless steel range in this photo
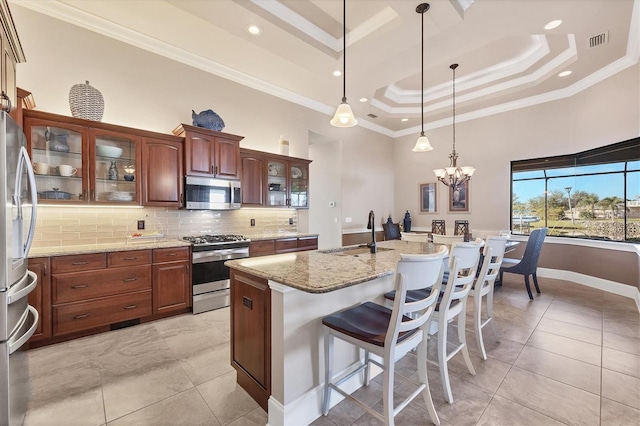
[182,234,250,314]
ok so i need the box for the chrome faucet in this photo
[366,210,377,253]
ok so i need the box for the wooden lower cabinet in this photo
[250,236,318,257]
[230,269,270,411]
[34,246,191,343]
[152,247,191,314]
[53,290,152,336]
[27,257,52,343]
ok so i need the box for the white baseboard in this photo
[267,360,382,426]
[537,267,640,312]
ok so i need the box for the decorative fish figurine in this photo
[192,109,225,131]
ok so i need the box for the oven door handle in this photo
[192,249,249,263]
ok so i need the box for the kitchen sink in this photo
[320,246,394,256]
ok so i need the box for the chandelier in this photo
[434,64,475,187]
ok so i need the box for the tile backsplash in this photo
[32,206,298,248]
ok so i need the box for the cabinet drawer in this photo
[52,253,107,274]
[53,290,152,336]
[153,247,190,263]
[108,250,152,268]
[53,265,151,304]
[275,238,298,253]
[249,240,275,257]
[297,237,318,250]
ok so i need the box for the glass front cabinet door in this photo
[266,159,287,207]
[289,162,309,208]
[25,119,88,204]
[25,115,141,205]
[90,129,141,204]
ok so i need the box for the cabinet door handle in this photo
[166,253,178,257]
[71,284,88,289]
[0,91,12,113]
[124,304,137,310]
[211,165,215,174]
[123,257,138,261]
[215,165,218,175]
[72,261,88,265]
[43,263,47,276]
[180,193,184,204]
[73,314,89,320]
[123,277,138,282]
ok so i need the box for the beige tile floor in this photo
[24,276,639,426]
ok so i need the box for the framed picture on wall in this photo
[449,181,469,212]
[420,183,437,213]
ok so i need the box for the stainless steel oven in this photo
[183,235,250,314]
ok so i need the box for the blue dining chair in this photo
[499,228,547,299]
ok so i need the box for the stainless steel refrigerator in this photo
[0,111,39,426]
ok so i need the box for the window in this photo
[510,138,640,242]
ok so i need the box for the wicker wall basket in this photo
[69,80,104,121]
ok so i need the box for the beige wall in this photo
[394,64,640,236]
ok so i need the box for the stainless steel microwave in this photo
[184,176,241,210]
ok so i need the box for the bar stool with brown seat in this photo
[322,246,448,425]
[471,236,508,360]
[428,239,482,403]
[432,220,446,235]
[454,220,469,241]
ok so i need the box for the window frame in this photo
[510,137,640,243]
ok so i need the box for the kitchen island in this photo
[225,239,441,426]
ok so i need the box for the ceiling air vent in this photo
[589,31,608,48]
[367,113,378,118]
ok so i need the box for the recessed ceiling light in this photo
[401,118,409,122]
[246,25,262,35]
[359,97,368,103]
[333,70,342,77]
[558,70,572,77]
[544,20,562,30]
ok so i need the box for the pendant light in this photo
[434,64,475,187]
[412,3,433,152]
[330,0,357,127]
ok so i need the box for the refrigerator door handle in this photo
[7,270,37,304]
[8,305,38,355]
[18,146,38,256]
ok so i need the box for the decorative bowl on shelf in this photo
[96,145,123,158]
[124,174,135,181]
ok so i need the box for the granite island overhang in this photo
[225,240,443,426]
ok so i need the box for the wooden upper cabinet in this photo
[174,124,243,180]
[240,151,265,206]
[0,0,25,114]
[239,148,311,209]
[141,136,184,207]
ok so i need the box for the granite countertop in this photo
[226,240,443,293]
[244,233,318,242]
[29,239,192,258]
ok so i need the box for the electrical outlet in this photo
[137,220,145,230]
[250,219,255,227]
[289,218,294,225]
